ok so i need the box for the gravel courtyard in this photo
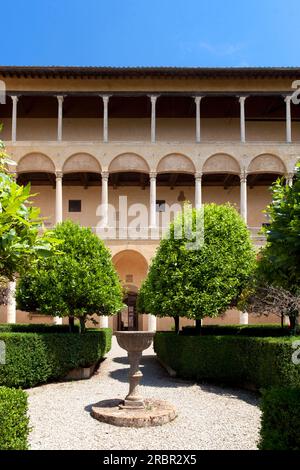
[27,337,261,450]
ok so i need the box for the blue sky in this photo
[1,0,299,67]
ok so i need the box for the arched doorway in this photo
[112,250,148,331]
[118,291,139,331]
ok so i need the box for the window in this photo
[68,200,81,212]
[156,200,166,212]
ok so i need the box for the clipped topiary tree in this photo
[138,204,256,333]
[16,220,124,332]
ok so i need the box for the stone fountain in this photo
[91,331,177,427]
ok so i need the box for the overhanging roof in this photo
[0,66,300,79]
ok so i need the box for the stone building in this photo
[0,66,299,330]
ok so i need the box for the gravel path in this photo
[27,337,261,450]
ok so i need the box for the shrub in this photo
[154,333,300,389]
[0,387,30,450]
[138,204,255,332]
[0,329,112,388]
[180,324,296,337]
[17,221,124,332]
[0,323,79,333]
[259,388,300,450]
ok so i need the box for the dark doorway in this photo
[118,292,139,331]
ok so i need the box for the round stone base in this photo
[91,399,177,428]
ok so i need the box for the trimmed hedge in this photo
[0,323,80,333]
[180,324,296,337]
[0,387,30,450]
[154,332,300,389]
[259,388,300,450]
[0,328,112,388]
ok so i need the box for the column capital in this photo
[284,94,292,103]
[101,94,111,102]
[101,171,109,180]
[149,94,159,103]
[195,171,203,180]
[240,169,248,183]
[194,96,203,104]
[238,95,248,103]
[149,171,157,179]
[55,171,63,179]
[56,95,65,103]
[11,95,19,103]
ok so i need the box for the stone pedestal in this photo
[91,331,177,427]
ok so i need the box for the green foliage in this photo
[180,324,296,337]
[0,386,30,450]
[16,221,124,327]
[0,135,57,281]
[0,329,112,388]
[154,332,300,389]
[259,164,300,294]
[0,323,79,333]
[259,388,300,450]
[138,204,255,323]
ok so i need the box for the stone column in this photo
[7,280,16,324]
[239,311,249,325]
[99,316,109,328]
[194,96,202,143]
[147,314,157,332]
[150,95,158,143]
[55,171,63,224]
[285,95,292,143]
[239,96,247,143]
[56,96,64,142]
[11,96,18,143]
[240,169,248,224]
[195,172,202,209]
[54,171,63,326]
[101,95,110,143]
[101,171,109,227]
[149,172,157,228]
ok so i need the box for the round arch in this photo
[17,153,55,174]
[156,153,195,174]
[248,154,286,174]
[112,249,148,289]
[202,153,240,174]
[63,153,101,174]
[109,153,150,174]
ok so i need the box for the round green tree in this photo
[138,204,256,333]
[250,163,300,329]
[16,220,124,332]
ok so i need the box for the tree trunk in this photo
[173,316,179,334]
[195,319,202,335]
[289,315,296,333]
[79,316,86,334]
[69,316,75,332]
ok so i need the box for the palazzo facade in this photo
[0,66,299,330]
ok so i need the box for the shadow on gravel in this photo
[110,356,259,406]
[109,355,195,389]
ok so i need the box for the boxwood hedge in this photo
[0,387,30,450]
[0,328,112,388]
[154,332,300,389]
[180,324,296,337]
[259,387,300,450]
[0,323,80,333]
